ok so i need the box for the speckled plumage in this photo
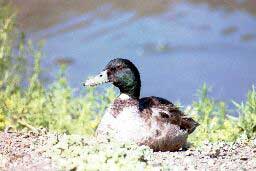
[84,58,199,151]
[96,95,197,151]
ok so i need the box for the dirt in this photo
[0,131,255,171]
[0,131,55,171]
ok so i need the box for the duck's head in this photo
[83,58,141,99]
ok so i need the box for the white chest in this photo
[96,105,149,142]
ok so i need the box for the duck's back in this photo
[138,96,198,151]
[139,96,198,134]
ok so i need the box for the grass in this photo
[188,84,239,146]
[0,3,255,147]
[0,51,116,134]
[189,84,256,145]
[234,86,256,138]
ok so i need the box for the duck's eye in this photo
[111,67,116,72]
[99,74,103,77]
[115,65,122,70]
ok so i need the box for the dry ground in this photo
[0,131,255,171]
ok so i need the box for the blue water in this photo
[25,1,256,105]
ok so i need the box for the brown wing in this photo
[139,96,199,134]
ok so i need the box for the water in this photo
[13,0,256,104]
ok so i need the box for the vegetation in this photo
[234,86,256,139]
[41,134,154,170]
[0,4,116,134]
[0,4,255,147]
[188,84,256,145]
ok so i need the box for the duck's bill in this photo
[83,70,109,86]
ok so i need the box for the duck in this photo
[83,58,199,151]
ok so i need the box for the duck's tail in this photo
[180,116,199,134]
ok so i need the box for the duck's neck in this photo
[112,64,141,99]
[117,79,141,99]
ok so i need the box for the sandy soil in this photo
[0,131,255,171]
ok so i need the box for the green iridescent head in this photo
[83,58,141,99]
